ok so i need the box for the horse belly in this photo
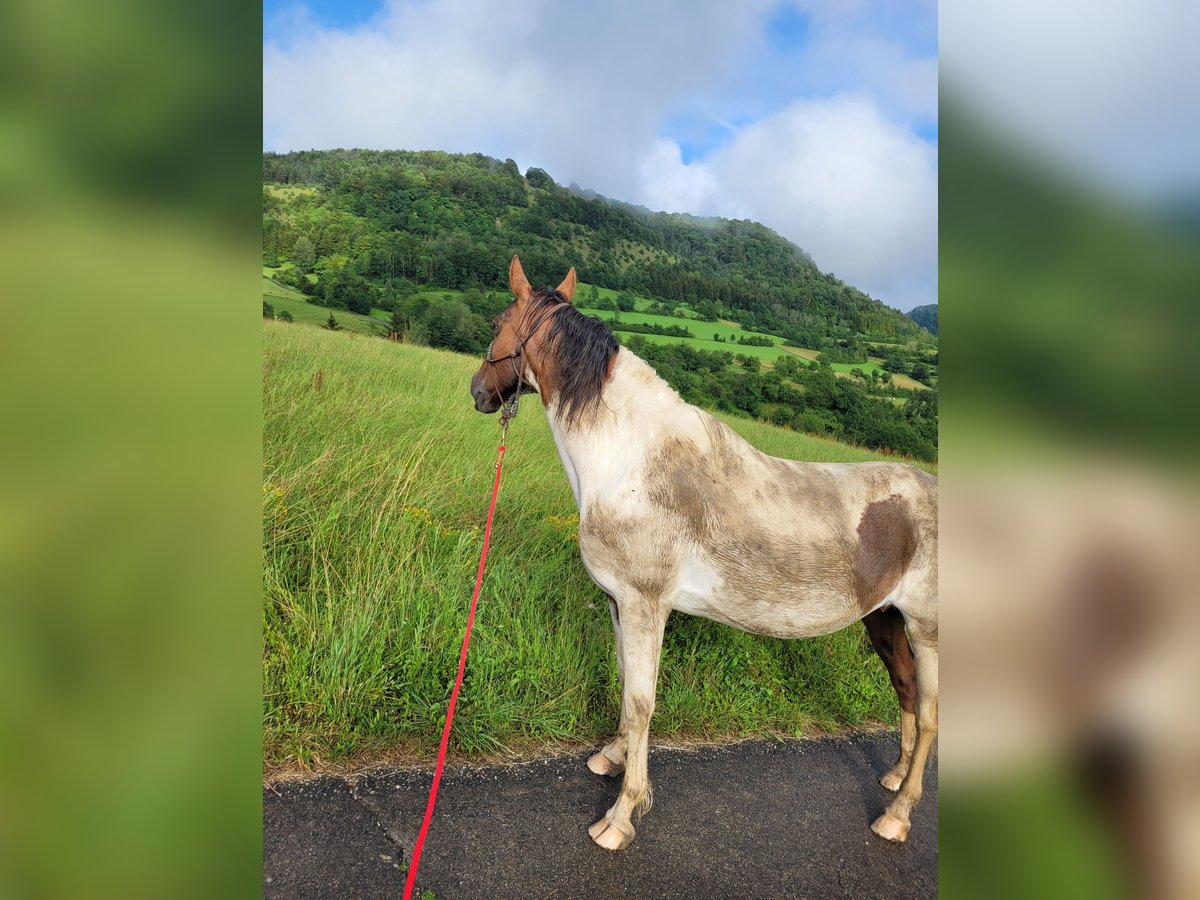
[670,550,864,639]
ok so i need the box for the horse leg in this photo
[863,606,917,791]
[588,594,628,777]
[872,625,937,843]
[589,601,668,851]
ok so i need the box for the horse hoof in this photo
[589,818,633,851]
[871,812,910,843]
[880,769,905,792]
[587,752,624,777]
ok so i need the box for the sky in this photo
[264,1,939,312]
[940,0,1200,202]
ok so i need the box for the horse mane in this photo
[528,286,619,428]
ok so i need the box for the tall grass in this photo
[263,322,913,770]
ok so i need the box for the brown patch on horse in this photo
[581,503,677,604]
[854,494,918,611]
[645,436,714,542]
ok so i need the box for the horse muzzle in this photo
[471,383,502,414]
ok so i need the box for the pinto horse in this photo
[470,256,938,850]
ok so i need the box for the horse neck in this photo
[544,347,683,506]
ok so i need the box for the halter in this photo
[481,295,565,427]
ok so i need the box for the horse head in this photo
[470,255,576,414]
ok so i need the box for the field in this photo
[263,322,929,771]
[579,305,930,389]
[263,270,390,335]
[263,270,930,389]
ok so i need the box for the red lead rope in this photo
[402,440,507,900]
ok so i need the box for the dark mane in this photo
[529,286,619,428]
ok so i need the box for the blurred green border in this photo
[0,2,264,897]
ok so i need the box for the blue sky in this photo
[264,1,938,311]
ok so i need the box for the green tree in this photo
[324,313,341,330]
[525,167,555,190]
[263,300,274,318]
[277,310,293,322]
[297,274,319,297]
[292,234,316,271]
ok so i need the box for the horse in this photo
[469,256,938,850]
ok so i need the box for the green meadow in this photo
[577,305,928,389]
[263,322,928,771]
[263,271,928,388]
[263,271,390,335]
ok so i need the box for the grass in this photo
[263,273,389,336]
[264,322,918,772]
[579,306,930,389]
[579,306,784,350]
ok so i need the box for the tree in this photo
[297,274,319,297]
[525,167,555,190]
[292,235,316,271]
[425,301,486,354]
[325,313,341,330]
[325,265,373,315]
[388,310,404,341]
[277,310,293,322]
[263,300,274,318]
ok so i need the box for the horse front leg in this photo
[589,598,668,851]
[588,594,628,777]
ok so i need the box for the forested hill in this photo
[907,304,937,335]
[263,149,925,344]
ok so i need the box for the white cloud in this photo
[265,0,773,200]
[640,96,938,309]
[264,0,937,309]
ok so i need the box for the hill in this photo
[262,150,938,460]
[263,322,933,768]
[262,148,927,344]
[907,304,937,335]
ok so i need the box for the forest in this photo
[621,337,937,461]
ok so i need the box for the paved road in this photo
[264,733,937,899]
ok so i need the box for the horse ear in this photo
[555,267,577,302]
[509,255,532,305]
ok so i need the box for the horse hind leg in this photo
[863,606,917,791]
[872,615,937,844]
[588,595,628,777]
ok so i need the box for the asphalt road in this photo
[264,733,937,899]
